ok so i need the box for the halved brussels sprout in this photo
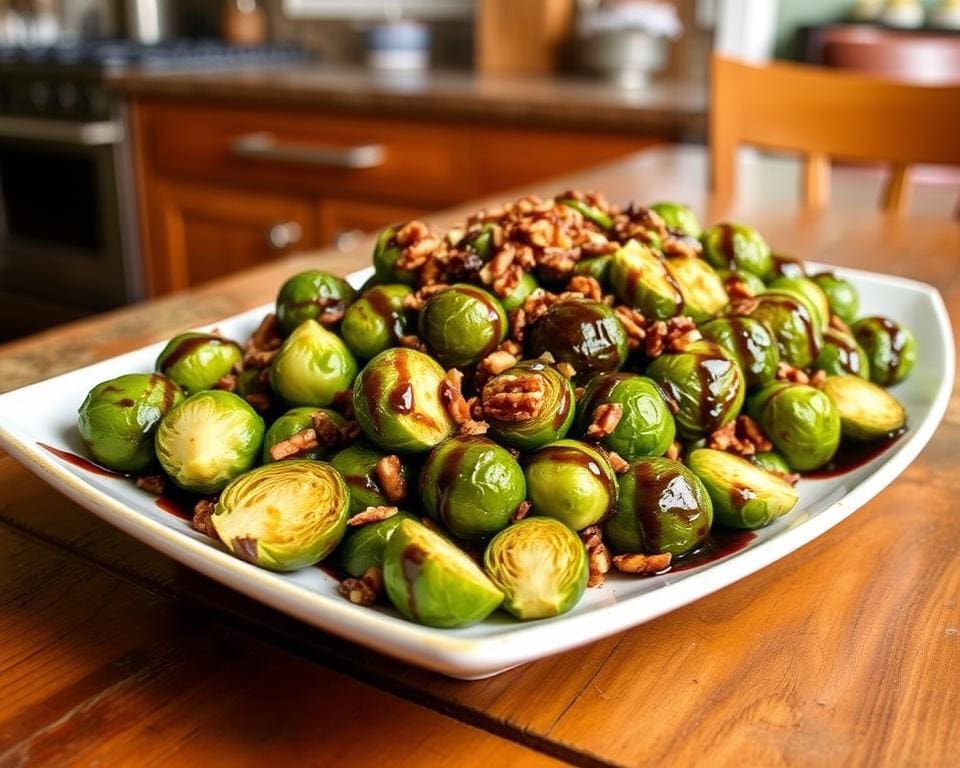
[558,196,613,230]
[269,319,358,408]
[701,223,772,280]
[483,517,588,620]
[418,284,507,369]
[352,347,456,453]
[420,435,526,540]
[767,276,831,331]
[815,328,870,379]
[750,451,793,476]
[748,382,840,471]
[340,284,413,360]
[609,240,683,320]
[383,519,503,628]
[330,442,413,515]
[372,225,418,285]
[852,316,917,386]
[156,332,242,396]
[820,375,907,441]
[686,448,798,529]
[718,268,766,298]
[155,390,264,494]
[663,255,728,323]
[744,291,822,369]
[262,407,346,464]
[500,271,539,312]
[645,339,745,440]
[650,201,701,238]
[768,254,806,281]
[524,439,617,531]
[339,510,417,578]
[812,272,859,324]
[484,359,576,451]
[574,254,612,284]
[604,457,712,556]
[699,316,779,390]
[275,270,356,336]
[77,373,184,473]
[212,460,350,571]
[577,373,675,459]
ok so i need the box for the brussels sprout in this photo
[155,332,242,396]
[852,316,917,386]
[812,272,859,324]
[77,373,184,473]
[604,457,712,556]
[262,407,346,464]
[155,390,264,494]
[768,254,806,281]
[718,268,766,298]
[767,276,831,331]
[212,460,349,571]
[340,284,413,360]
[524,439,617,531]
[686,448,798,530]
[820,375,907,441]
[383,519,503,628]
[609,240,683,320]
[574,254,612,284]
[558,196,613,230]
[500,271,539,312]
[483,517,588,620]
[750,451,793,475]
[748,382,840,471]
[269,319,358,408]
[701,223,772,280]
[699,316,780,390]
[339,510,417,578]
[650,201,701,238]
[455,224,496,263]
[526,298,629,382]
[372,225,418,285]
[276,270,356,336]
[330,442,413,516]
[420,436,526,540]
[353,347,456,453]
[577,373,675,459]
[484,359,576,451]
[418,284,507,368]
[645,339,745,440]
[663,255,728,323]
[744,292,822,369]
[815,328,870,379]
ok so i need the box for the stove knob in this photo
[57,83,78,113]
[29,82,51,110]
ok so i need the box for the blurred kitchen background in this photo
[0,0,958,341]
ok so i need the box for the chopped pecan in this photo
[338,566,383,606]
[245,392,273,413]
[723,273,757,301]
[332,389,356,419]
[481,372,545,421]
[192,499,219,540]
[136,474,165,495]
[270,428,319,461]
[611,204,667,245]
[521,289,560,323]
[466,395,485,421]
[311,410,345,448]
[248,313,282,353]
[440,368,470,424]
[458,419,489,436]
[614,306,646,349]
[644,320,668,358]
[375,455,407,503]
[348,506,399,527]
[512,500,532,522]
[612,552,672,575]
[537,246,579,281]
[508,308,527,344]
[664,316,700,352]
[393,220,442,273]
[707,415,773,457]
[661,233,702,259]
[404,283,450,311]
[214,374,237,392]
[556,362,577,380]
[498,339,522,358]
[586,403,623,440]
[776,361,810,384]
[605,450,630,475]
[480,349,518,377]
[574,385,586,401]
[243,348,278,369]
[809,370,827,388]
[579,525,611,588]
[665,441,682,461]
[737,414,773,453]
[567,275,604,302]
[398,334,428,353]
[728,298,761,317]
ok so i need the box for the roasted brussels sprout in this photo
[155,390,264,494]
[577,373,675,459]
[604,457,712,556]
[340,284,413,360]
[718,268,766,298]
[420,435,526,540]
[483,517,588,620]
[155,332,242,396]
[339,510,417,578]
[526,298,629,382]
[500,271,539,312]
[748,382,840,471]
[275,270,356,336]
[418,284,507,368]
[352,347,456,453]
[701,223,772,280]
[524,439,617,531]
[454,224,496,263]
[767,276,831,331]
[699,316,779,390]
[812,272,859,324]
[686,448,798,529]
[852,316,917,386]
[820,375,907,441]
[330,442,413,515]
[383,519,503,628]
[663,255,728,323]
[750,451,793,476]
[650,201,701,238]
[212,460,350,571]
[372,225,418,285]
[558,196,613,230]
[743,292,822,369]
[815,328,870,379]
[77,373,184,473]
[574,254,612,283]
[269,319,358,408]
[645,339,745,440]
[768,254,806,281]
[262,407,346,464]
[609,240,682,320]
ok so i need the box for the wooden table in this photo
[1,146,958,767]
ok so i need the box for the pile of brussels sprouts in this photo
[75,193,916,629]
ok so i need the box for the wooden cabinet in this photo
[319,198,427,251]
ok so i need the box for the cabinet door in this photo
[319,198,426,254]
[147,182,316,295]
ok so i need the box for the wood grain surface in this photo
[1,146,958,767]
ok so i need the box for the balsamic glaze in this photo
[805,429,907,479]
[38,443,122,477]
[670,530,758,572]
[158,334,241,373]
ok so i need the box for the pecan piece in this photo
[338,566,383,606]
[614,306,646,350]
[612,552,672,575]
[192,499,219,540]
[375,455,407,503]
[136,474,165,495]
[480,350,518,377]
[586,403,623,440]
[579,525,611,588]
[440,368,470,424]
[348,506,399,527]
[512,500,532,522]
[481,372,545,422]
[737,414,773,453]
[270,428,319,461]
[458,419,490,436]
[605,450,630,475]
[311,410,346,448]
[776,361,810,384]
[567,275,604,302]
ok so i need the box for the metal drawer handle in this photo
[267,221,302,250]
[231,132,386,170]
[0,117,124,146]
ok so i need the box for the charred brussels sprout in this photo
[340,284,413,360]
[686,448,798,530]
[748,382,840,471]
[483,517,588,620]
[574,254,612,284]
[212,460,349,571]
[526,298,629,382]
[577,373,675,459]
[815,328,870,379]
[645,339,745,440]
[609,240,683,320]
[650,201,701,238]
[701,223,772,280]
[744,292,822,368]
[604,457,712,556]
[77,373,184,473]
[767,276,831,331]
[558,196,613,230]
[500,271,539,312]
[812,272,859,324]
[383,519,503,628]
[820,375,907,441]
[269,319,358,407]
[352,348,456,453]
[663,256,728,323]
[418,284,507,368]
[718,268,766,298]
[262,407,345,464]
[330,442,413,516]
[484,359,576,451]
[339,510,417,578]
[420,436,526,540]
[155,390,264,494]
[524,440,617,531]
[699,316,779,390]
[372,225,418,285]
[852,316,917,386]
[155,332,242,396]
[275,270,355,336]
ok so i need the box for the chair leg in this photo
[882,165,911,214]
[803,153,830,208]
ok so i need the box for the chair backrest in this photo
[709,55,960,213]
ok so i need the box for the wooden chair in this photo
[709,55,960,213]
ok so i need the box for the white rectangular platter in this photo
[0,264,953,679]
